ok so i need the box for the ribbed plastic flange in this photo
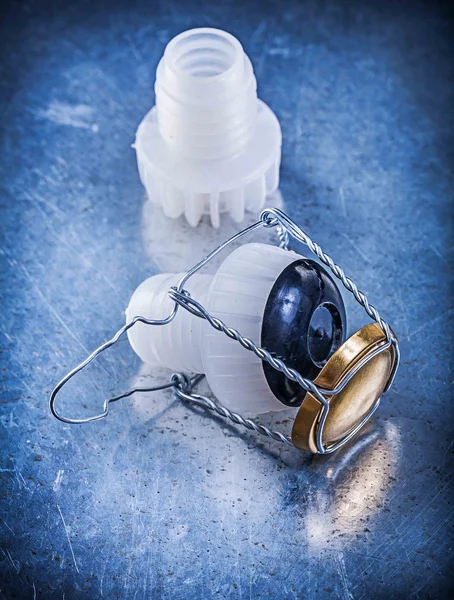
[134,28,281,228]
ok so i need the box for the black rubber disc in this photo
[261,259,346,407]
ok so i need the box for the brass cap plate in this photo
[291,323,397,453]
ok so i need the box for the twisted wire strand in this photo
[173,384,293,446]
[276,223,290,249]
[261,208,392,340]
[168,288,326,404]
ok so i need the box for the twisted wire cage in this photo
[49,208,399,454]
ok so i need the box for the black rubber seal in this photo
[260,258,346,407]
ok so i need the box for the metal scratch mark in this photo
[19,195,120,296]
[250,20,267,41]
[16,260,93,358]
[125,34,142,62]
[1,521,15,535]
[6,549,20,573]
[339,186,348,218]
[15,470,29,492]
[56,504,80,573]
[407,308,454,339]
[429,244,450,267]
[0,548,14,573]
[5,372,38,403]
[397,290,410,339]
[53,470,65,493]
[22,190,67,220]
[341,233,370,263]
[335,551,353,600]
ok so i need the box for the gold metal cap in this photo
[291,323,397,453]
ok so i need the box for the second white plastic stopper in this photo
[134,28,282,228]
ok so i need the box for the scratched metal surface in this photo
[0,0,453,598]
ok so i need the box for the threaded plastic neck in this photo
[155,28,258,160]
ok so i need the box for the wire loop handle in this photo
[49,207,399,454]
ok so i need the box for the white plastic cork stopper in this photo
[134,28,282,228]
[126,244,298,414]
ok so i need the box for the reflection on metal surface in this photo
[304,421,402,549]
[141,190,285,272]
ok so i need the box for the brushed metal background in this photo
[0,1,453,598]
